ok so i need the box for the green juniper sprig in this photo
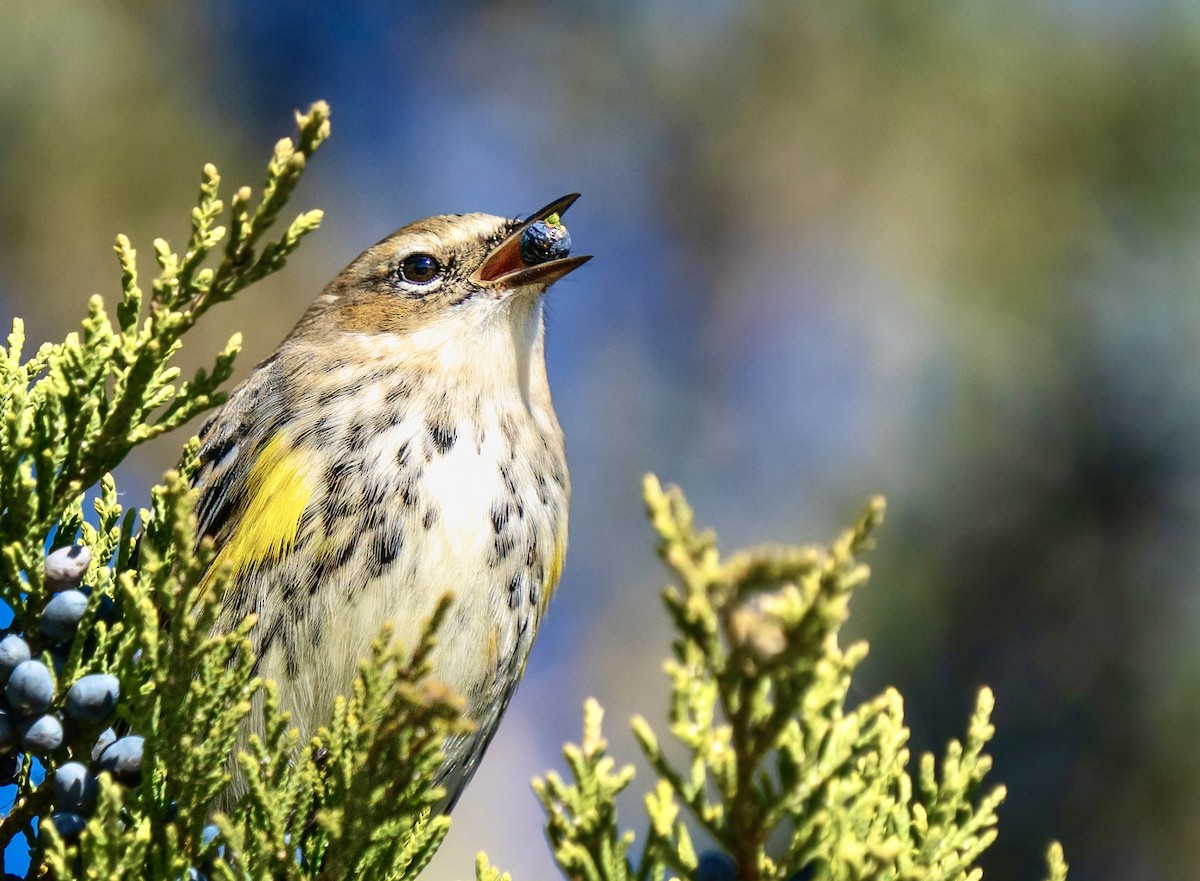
[0,101,329,873]
[0,102,329,630]
[534,697,637,881]
[1,100,472,881]
[525,475,1067,881]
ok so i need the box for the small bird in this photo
[192,195,589,809]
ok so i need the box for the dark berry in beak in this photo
[520,215,572,266]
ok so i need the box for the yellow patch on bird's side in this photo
[542,534,568,614]
[204,434,313,589]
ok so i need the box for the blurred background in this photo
[3,1,1200,878]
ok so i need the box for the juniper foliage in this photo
[0,103,464,880]
[512,477,1068,881]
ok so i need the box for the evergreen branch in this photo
[534,477,1061,881]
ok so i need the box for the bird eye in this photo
[397,254,442,284]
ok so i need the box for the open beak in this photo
[473,193,592,288]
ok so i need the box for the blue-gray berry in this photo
[520,220,572,266]
[91,727,117,762]
[47,810,87,841]
[5,660,54,715]
[98,735,144,784]
[19,714,63,754]
[696,851,738,881]
[44,545,91,589]
[65,674,120,722]
[40,589,89,643]
[0,636,31,683]
[53,761,98,813]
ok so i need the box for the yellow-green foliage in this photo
[525,477,1068,881]
[0,103,464,880]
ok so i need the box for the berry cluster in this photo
[1,545,142,840]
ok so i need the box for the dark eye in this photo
[398,254,441,284]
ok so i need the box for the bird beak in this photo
[473,193,592,288]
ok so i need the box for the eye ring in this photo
[397,253,442,285]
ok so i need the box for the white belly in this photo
[258,401,567,747]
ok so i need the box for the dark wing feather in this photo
[192,357,296,669]
[193,358,285,546]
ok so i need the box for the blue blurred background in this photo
[4,2,1200,878]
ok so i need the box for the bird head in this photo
[291,194,589,341]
